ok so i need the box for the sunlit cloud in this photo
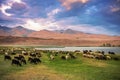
[11,0,23,3]
[21,16,113,35]
[0,0,26,16]
[0,4,12,16]
[110,6,120,12]
[22,18,59,31]
[59,0,89,10]
[47,8,61,18]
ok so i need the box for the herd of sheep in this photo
[0,47,119,66]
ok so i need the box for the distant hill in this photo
[0,25,34,37]
[0,36,120,46]
[0,25,120,46]
[0,25,11,36]
[0,25,120,41]
[0,25,11,31]
[10,26,34,37]
[54,29,84,34]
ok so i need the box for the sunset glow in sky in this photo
[0,0,120,35]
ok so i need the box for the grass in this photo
[0,47,120,80]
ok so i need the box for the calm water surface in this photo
[35,47,120,53]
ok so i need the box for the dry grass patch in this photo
[3,65,65,80]
[82,58,108,67]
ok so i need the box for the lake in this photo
[35,47,120,53]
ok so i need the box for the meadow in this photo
[0,46,120,80]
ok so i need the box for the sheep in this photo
[4,55,11,60]
[50,54,55,60]
[106,55,111,60]
[61,56,66,60]
[83,54,95,58]
[14,55,24,60]
[11,59,22,66]
[11,52,16,55]
[65,54,69,60]
[28,57,41,64]
[36,52,42,57]
[34,57,41,63]
[108,51,115,55]
[95,54,106,60]
[61,54,69,60]
[113,57,119,61]
[21,58,27,64]
[69,53,76,59]
[30,53,36,57]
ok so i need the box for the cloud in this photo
[59,0,89,10]
[20,16,118,35]
[0,0,27,16]
[11,0,23,3]
[0,0,120,35]
[110,5,120,13]
[22,18,59,31]
[0,4,12,16]
[47,8,62,19]
[6,2,28,15]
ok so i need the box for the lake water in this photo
[35,47,120,53]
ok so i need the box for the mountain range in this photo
[0,25,120,46]
[0,25,119,40]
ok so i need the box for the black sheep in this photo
[61,56,66,60]
[28,57,41,64]
[11,59,22,66]
[34,57,41,63]
[108,51,115,55]
[21,58,27,64]
[4,55,11,60]
[69,53,76,59]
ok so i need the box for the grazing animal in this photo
[28,57,33,61]
[14,56,21,60]
[69,53,76,59]
[106,55,111,60]
[4,55,11,60]
[21,58,27,64]
[65,54,70,60]
[61,56,66,60]
[11,52,16,55]
[50,54,54,60]
[95,54,106,60]
[34,57,41,63]
[23,53,28,56]
[30,53,36,57]
[108,51,115,55]
[14,55,25,61]
[28,57,41,64]
[11,59,22,66]
[113,57,119,61]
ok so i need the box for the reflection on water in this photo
[35,47,120,53]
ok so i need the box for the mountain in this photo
[10,26,34,37]
[0,25,120,46]
[28,29,59,39]
[28,29,120,40]
[0,25,120,40]
[0,25,11,31]
[0,36,120,46]
[54,29,84,34]
[0,25,11,36]
[0,25,35,37]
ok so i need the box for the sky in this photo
[0,0,120,35]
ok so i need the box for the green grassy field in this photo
[0,46,120,80]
